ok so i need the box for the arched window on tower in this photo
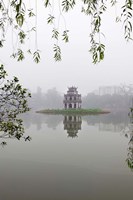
[69,104,72,108]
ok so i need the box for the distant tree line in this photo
[82,93,131,111]
[29,87,63,110]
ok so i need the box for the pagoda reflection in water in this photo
[63,115,82,138]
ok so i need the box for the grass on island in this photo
[36,108,110,115]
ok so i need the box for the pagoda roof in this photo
[68,86,77,90]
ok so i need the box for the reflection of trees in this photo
[83,111,129,132]
[44,115,63,130]
[22,111,129,133]
[21,110,133,171]
[63,115,82,138]
[22,112,63,130]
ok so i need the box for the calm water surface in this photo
[0,111,133,200]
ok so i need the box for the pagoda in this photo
[63,87,82,109]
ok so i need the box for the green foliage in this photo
[0,40,4,48]
[17,49,25,61]
[13,0,25,27]
[110,0,117,6]
[52,29,59,40]
[126,144,133,171]
[18,31,26,44]
[0,65,31,145]
[37,108,109,115]
[16,12,24,27]
[0,0,133,63]
[0,0,41,63]
[53,44,61,61]
[0,65,7,79]
[90,42,105,64]
[62,0,76,12]
[62,30,69,43]
[28,9,35,17]
[33,50,41,63]
[47,15,55,24]
[121,0,133,41]
[44,0,51,7]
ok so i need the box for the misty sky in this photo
[1,1,133,95]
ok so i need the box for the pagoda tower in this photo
[63,87,82,109]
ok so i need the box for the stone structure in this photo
[63,87,82,109]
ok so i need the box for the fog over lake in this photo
[0,111,133,200]
[1,1,133,200]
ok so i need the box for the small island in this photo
[36,108,110,115]
[36,87,110,115]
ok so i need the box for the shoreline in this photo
[36,108,110,115]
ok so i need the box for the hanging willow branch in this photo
[0,0,133,63]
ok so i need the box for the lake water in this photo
[0,111,133,200]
